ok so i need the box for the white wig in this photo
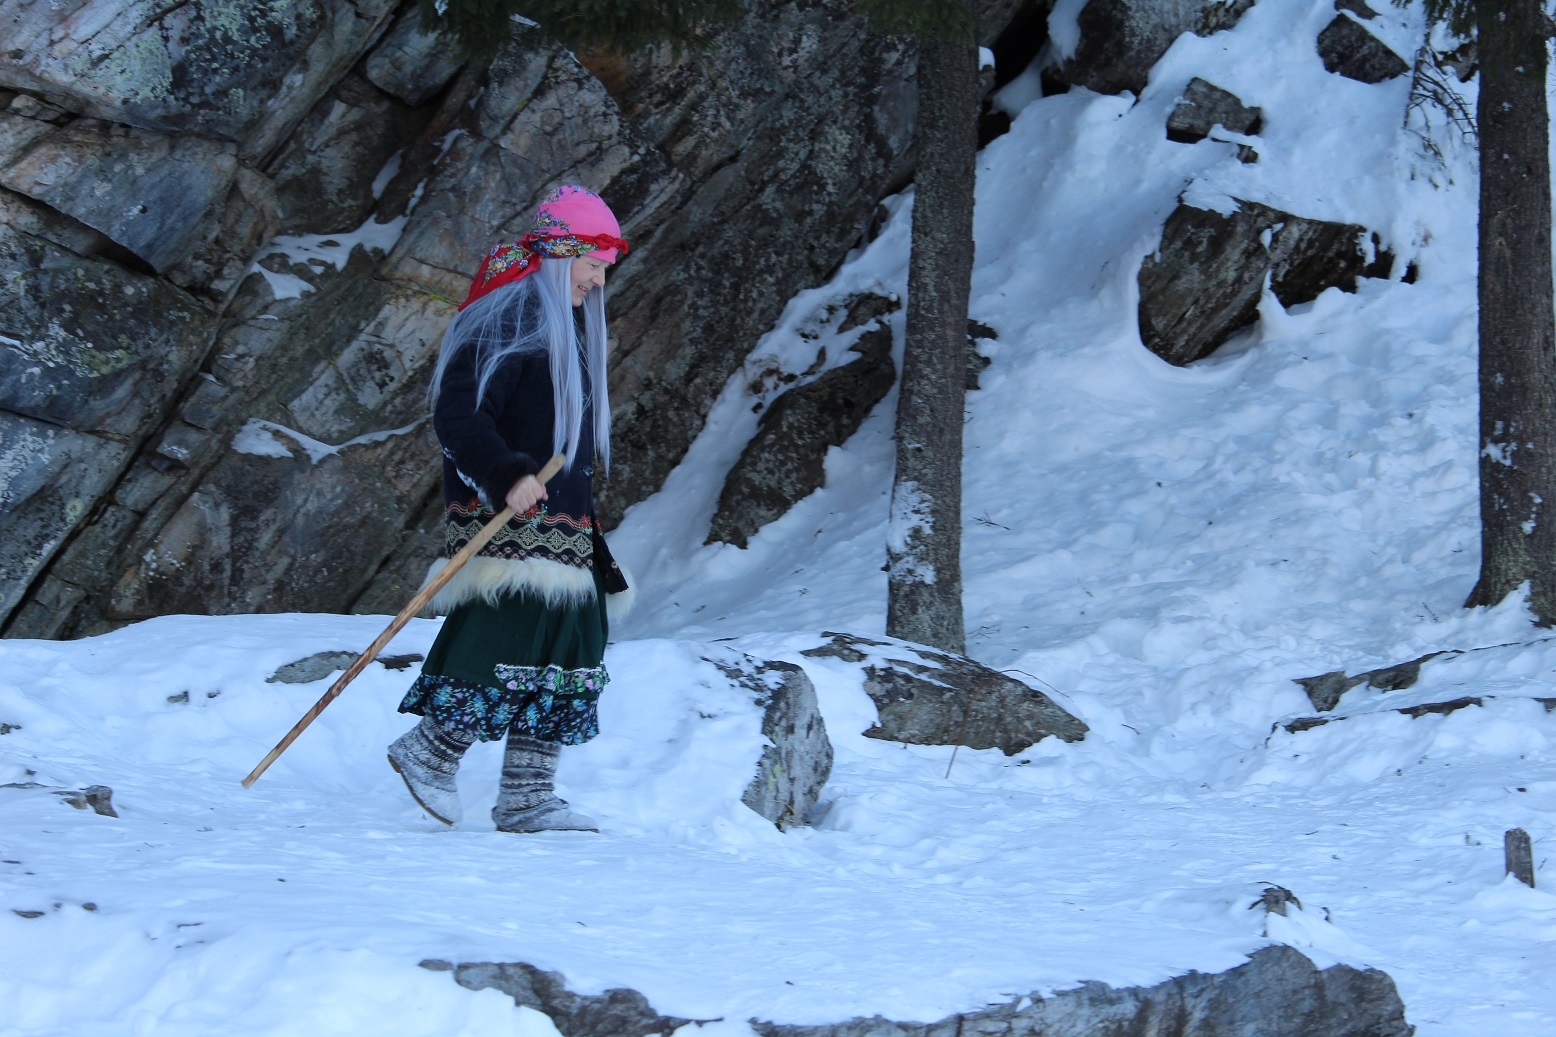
[429,256,611,472]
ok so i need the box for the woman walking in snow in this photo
[388,184,633,833]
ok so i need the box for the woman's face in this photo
[570,256,608,307]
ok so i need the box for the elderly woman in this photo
[388,185,633,833]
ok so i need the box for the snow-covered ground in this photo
[5,2,1556,1034]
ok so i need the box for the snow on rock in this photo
[442,944,1409,1037]
[800,631,1087,754]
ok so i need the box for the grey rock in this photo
[1292,670,1366,712]
[0,0,399,162]
[0,224,212,623]
[0,113,239,272]
[1048,0,1256,96]
[362,9,465,107]
[59,784,117,816]
[708,293,899,548]
[0,224,212,437]
[1293,651,1445,711]
[433,945,1412,1037]
[267,649,425,683]
[706,654,834,829]
[801,632,1087,754]
[264,73,431,235]
[349,490,446,617]
[3,0,1032,637]
[1282,695,1497,734]
[1317,15,1409,84]
[1,781,117,816]
[105,412,441,621]
[267,651,360,684]
[1138,198,1392,366]
[435,959,700,1037]
[1165,78,1262,146]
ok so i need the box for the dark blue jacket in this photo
[432,304,625,592]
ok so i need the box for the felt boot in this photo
[492,732,598,833]
[387,717,473,826]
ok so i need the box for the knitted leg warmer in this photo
[387,717,474,826]
[492,732,598,833]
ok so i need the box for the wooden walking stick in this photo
[242,453,566,788]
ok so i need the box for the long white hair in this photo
[429,255,610,471]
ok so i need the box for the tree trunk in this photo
[1465,0,1556,622]
[885,31,979,653]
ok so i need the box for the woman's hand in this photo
[505,474,548,515]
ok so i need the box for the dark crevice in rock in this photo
[428,945,1411,1037]
[979,0,1054,146]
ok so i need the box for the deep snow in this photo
[4,2,1556,1034]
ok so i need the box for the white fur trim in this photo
[606,561,637,624]
[423,555,596,614]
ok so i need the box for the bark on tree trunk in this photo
[885,31,978,653]
[1466,0,1556,622]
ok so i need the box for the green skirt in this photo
[399,570,609,744]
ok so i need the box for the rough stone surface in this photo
[1,0,1031,637]
[431,945,1412,1037]
[802,632,1088,754]
[1317,14,1409,84]
[0,0,400,160]
[0,113,240,273]
[1,781,117,816]
[1165,78,1262,145]
[264,72,430,235]
[707,654,834,828]
[362,7,464,106]
[1138,198,1392,366]
[0,220,213,625]
[267,649,423,683]
[1293,648,1451,711]
[708,293,899,548]
[1047,0,1256,96]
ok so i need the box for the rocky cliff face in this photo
[0,0,1024,638]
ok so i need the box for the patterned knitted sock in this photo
[387,718,473,826]
[492,732,598,833]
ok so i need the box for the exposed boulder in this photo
[0,781,118,816]
[554,641,832,830]
[1317,14,1410,84]
[1138,197,1393,366]
[707,293,899,549]
[1165,77,1262,161]
[428,945,1412,1037]
[1047,0,1256,96]
[266,649,422,683]
[711,654,834,828]
[801,631,1087,754]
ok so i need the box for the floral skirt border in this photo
[398,663,607,744]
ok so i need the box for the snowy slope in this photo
[4,2,1556,1035]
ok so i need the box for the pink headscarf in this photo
[459,185,629,310]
